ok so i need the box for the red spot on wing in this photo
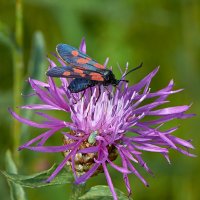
[63,71,71,76]
[74,68,84,74]
[90,72,104,81]
[91,75,104,81]
[77,58,89,64]
[90,72,99,76]
[71,50,79,57]
[80,74,86,77]
[94,63,104,69]
[86,57,92,61]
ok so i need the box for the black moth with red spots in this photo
[46,44,142,93]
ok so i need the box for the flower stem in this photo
[13,0,24,164]
[69,183,86,200]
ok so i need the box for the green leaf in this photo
[23,31,46,104]
[1,164,74,188]
[27,31,46,81]
[79,185,132,200]
[5,150,27,200]
[0,21,14,49]
[21,31,46,142]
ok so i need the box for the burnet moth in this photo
[46,43,142,93]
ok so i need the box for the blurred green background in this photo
[0,0,200,200]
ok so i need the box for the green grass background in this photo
[0,0,200,200]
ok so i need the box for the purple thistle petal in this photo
[20,104,62,110]
[107,159,131,174]
[119,149,149,187]
[163,153,171,164]
[9,108,62,129]
[140,113,193,126]
[30,79,50,88]
[117,63,123,75]
[169,135,194,149]
[75,145,104,184]
[102,162,118,200]
[134,101,169,114]
[126,158,149,187]
[75,162,101,184]
[46,149,76,183]
[157,132,177,149]
[104,57,109,68]
[123,174,131,196]
[37,129,58,146]
[35,112,62,121]
[126,137,151,142]
[18,128,60,150]
[71,153,78,179]
[47,57,57,68]
[175,147,196,157]
[134,154,153,175]
[130,66,159,92]
[94,147,108,164]
[179,113,196,119]
[79,37,86,53]
[134,143,168,153]
[117,149,132,195]
[126,143,142,155]
[145,88,184,99]
[78,146,99,153]
[47,136,87,182]
[47,77,70,111]
[34,112,76,130]
[117,146,138,163]
[62,132,82,140]
[29,79,59,106]
[148,105,190,116]
[25,143,77,152]
[51,53,66,66]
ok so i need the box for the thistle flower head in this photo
[10,39,195,200]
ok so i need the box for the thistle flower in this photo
[9,39,195,200]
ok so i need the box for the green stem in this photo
[70,183,86,200]
[13,0,24,164]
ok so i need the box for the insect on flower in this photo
[46,44,142,93]
[9,38,195,200]
[88,131,98,145]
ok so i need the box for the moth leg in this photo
[73,90,86,104]
[71,93,78,104]
[90,87,93,98]
[103,86,112,100]
[115,85,120,92]
[95,85,101,104]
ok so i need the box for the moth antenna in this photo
[117,62,143,84]
[123,62,143,78]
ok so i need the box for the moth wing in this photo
[56,44,105,72]
[46,66,104,82]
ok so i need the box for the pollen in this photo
[63,131,118,176]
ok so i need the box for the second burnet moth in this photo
[46,43,142,93]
